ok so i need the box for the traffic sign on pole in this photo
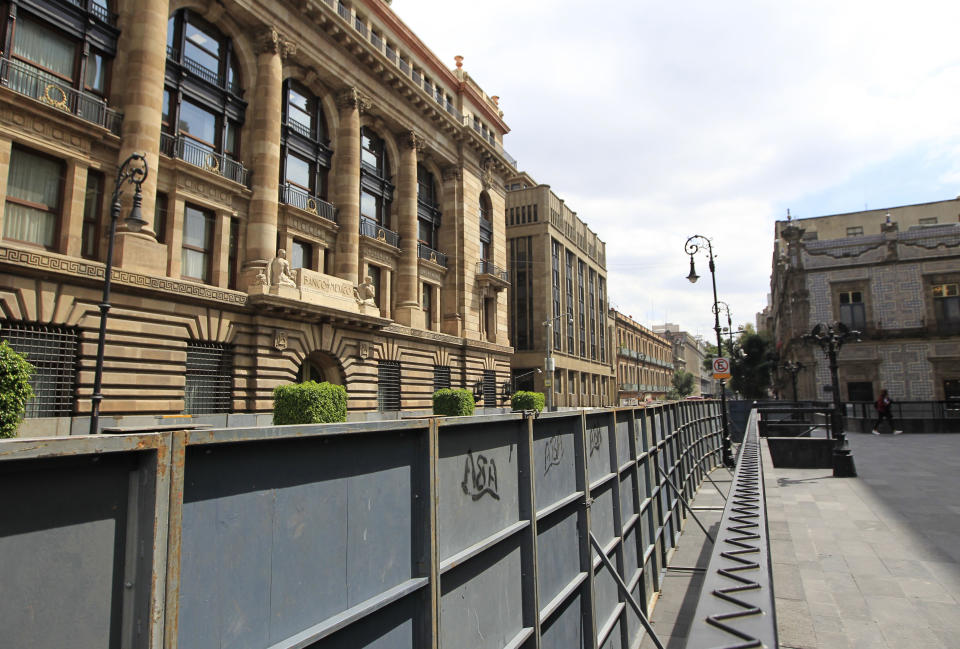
[712,357,731,380]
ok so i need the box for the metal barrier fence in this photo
[0,402,724,649]
[687,409,778,649]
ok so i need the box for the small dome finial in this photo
[454,55,463,69]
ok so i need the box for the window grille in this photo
[378,360,401,411]
[184,342,233,414]
[433,366,451,392]
[1,322,78,417]
[482,370,497,408]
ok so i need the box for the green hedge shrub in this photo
[511,391,545,413]
[273,381,347,425]
[0,340,34,438]
[433,388,475,416]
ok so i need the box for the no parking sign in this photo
[712,357,731,380]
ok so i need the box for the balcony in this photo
[166,48,242,96]
[1,58,122,135]
[476,260,509,292]
[280,183,335,222]
[160,133,249,186]
[464,115,517,168]
[360,216,399,248]
[64,0,116,25]
[417,242,447,268]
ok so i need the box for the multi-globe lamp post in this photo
[684,235,734,467]
[780,360,804,402]
[89,153,149,435]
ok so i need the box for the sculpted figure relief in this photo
[270,249,297,287]
[354,276,377,306]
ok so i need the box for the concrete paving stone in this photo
[812,629,851,649]
[840,619,890,649]
[776,597,819,649]
[864,594,921,623]
[809,614,844,634]
[816,552,851,574]
[772,538,798,562]
[897,577,957,604]
[773,562,806,601]
[880,558,934,579]
[844,554,890,576]
[807,598,843,623]
[853,574,906,598]
[878,623,949,649]
[824,571,860,594]
[768,519,792,540]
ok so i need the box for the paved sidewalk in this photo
[767,433,960,649]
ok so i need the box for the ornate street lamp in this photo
[780,360,804,402]
[684,235,734,467]
[715,301,734,356]
[89,153,149,435]
[803,322,860,477]
[543,313,574,411]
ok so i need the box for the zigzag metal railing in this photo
[686,409,778,649]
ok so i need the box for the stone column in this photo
[60,160,88,257]
[393,130,423,326]
[332,88,368,285]
[0,137,11,237]
[211,210,232,288]
[440,166,463,337]
[244,27,294,286]
[112,0,169,275]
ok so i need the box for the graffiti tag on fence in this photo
[588,428,602,456]
[461,450,500,501]
[544,435,564,475]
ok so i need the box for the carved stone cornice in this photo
[335,87,371,113]
[254,27,297,59]
[441,166,462,181]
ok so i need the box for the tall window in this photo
[155,192,169,244]
[290,239,312,271]
[417,164,441,250]
[578,260,586,357]
[598,278,606,363]
[552,239,562,349]
[565,250,575,352]
[933,283,960,334]
[281,80,332,213]
[422,282,433,329]
[479,192,492,262]
[589,270,597,360]
[360,127,393,229]
[80,171,104,259]
[509,237,533,350]
[367,265,382,307]
[838,291,866,330]
[3,147,64,249]
[181,204,214,283]
[164,10,245,180]
[1,321,78,417]
[377,360,401,412]
[185,342,233,414]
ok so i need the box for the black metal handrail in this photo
[160,133,249,186]
[337,1,350,20]
[417,242,447,268]
[360,215,399,247]
[0,57,122,134]
[476,260,508,283]
[280,183,335,222]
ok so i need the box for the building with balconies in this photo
[0,0,519,431]
[766,201,960,402]
[653,323,711,397]
[610,310,672,403]
[505,172,614,407]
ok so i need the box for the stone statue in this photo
[354,275,377,306]
[269,249,297,287]
[252,269,268,286]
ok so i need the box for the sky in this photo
[392,0,960,343]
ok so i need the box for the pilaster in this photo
[332,87,369,285]
[60,160,88,257]
[0,137,11,237]
[393,130,423,326]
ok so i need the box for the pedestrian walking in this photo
[871,388,902,434]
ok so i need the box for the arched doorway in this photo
[296,350,345,385]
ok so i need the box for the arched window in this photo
[280,80,333,219]
[479,192,493,262]
[359,127,394,242]
[163,10,247,184]
[416,164,441,253]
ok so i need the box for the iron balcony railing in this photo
[160,133,249,187]
[360,215,399,248]
[337,0,350,21]
[165,48,241,95]
[463,115,517,168]
[476,260,509,283]
[280,183,336,222]
[417,242,447,268]
[354,16,367,36]
[0,57,122,135]
[63,0,116,25]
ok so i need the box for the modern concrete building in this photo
[505,172,614,407]
[653,323,712,397]
[0,0,519,432]
[764,201,960,402]
[610,309,672,404]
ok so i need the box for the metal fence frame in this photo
[0,402,724,649]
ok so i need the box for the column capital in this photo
[399,130,426,153]
[255,26,297,59]
[335,86,371,113]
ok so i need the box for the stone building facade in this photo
[505,172,614,407]
[610,309,672,403]
[0,0,518,430]
[764,201,960,402]
[653,323,711,397]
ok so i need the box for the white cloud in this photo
[392,0,960,335]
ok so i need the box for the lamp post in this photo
[715,301,735,356]
[803,322,859,477]
[502,368,542,403]
[781,360,804,402]
[89,153,149,435]
[544,313,573,411]
[685,235,734,467]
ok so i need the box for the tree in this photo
[0,340,34,438]
[668,369,696,400]
[730,330,775,399]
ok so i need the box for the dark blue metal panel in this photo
[586,413,614,483]
[591,483,617,549]
[536,508,581,610]
[540,591,586,649]
[593,554,620,646]
[532,417,580,511]
[308,594,417,649]
[615,413,632,468]
[619,473,637,522]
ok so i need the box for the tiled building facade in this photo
[0,0,518,431]
[610,309,672,403]
[764,201,960,402]
[505,172,614,407]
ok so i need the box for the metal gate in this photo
[0,402,723,649]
